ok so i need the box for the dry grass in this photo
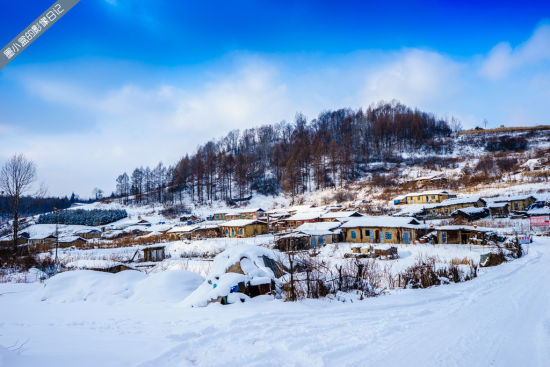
[458,125,550,135]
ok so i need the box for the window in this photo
[364,229,370,237]
[417,196,421,200]
[385,232,392,240]
[445,208,449,213]
[442,232,447,243]
[318,237,324,245]
[238,228,243,235]
[431,195,435,199]
[514,202,519,209]
[350,231,356,239]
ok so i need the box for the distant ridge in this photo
[459,125,550,135]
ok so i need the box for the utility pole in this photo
[54,207,59,264]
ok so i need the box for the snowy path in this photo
[1,238,550,366]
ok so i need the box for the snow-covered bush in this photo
[38,209,127,226]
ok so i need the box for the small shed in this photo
[142,245,166,262]
[220,219,268,238]
[435,225,498,245]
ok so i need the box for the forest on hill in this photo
[114,102,456,205]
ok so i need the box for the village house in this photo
[340,216,424,244]
[58,235,87,248]
[451,207,490,222]
[28,234,57,248]
[220,219,268,238]
[422,196,487,218]
[486,202,510,217]
[225,208,266,221]
[212,211,228,221]
[192,224,221,239]
[403,190,456,205]
[275,222,342,251]
[489,195,537,212]
[435,225,498,245]
[167,225,198,240]
[283,210,324,229]
[76,229,102,239]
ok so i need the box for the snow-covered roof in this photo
[487,195,536,202]
[320,211,363,219]
[452,207,488,215]
[423,196,484,209]
[341,216,421,229]
[220,219,265,227]
[486,201,509,208]
[58,235,86,243]
[285,210,325,221]
[295,221,342,235]
[167,225,198,233]
[404,190,451,197]
[65,260,133,270]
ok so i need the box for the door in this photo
[310,237,316,248]
[461,233,468,244]
[404,232,409,244]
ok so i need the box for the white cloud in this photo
[3,24,550,196]
[480,24,550,79]
[3,62,294,196]
[362,49,463,108]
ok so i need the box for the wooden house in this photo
[225,208,265,221]
[489,195,537,212]
[404,190,456,205]
[340,216,424,244]
[212,211,228,221]
[275,222,341,251]
[167,225,198,240]
[76,229,102,239]
[191,224,220,239]
[58,235,87,248]
[142,245,166,262]
[487,202,510,217]
[422,196,487,218]
[435,225,497,245]
[451,207,490,222]
[283,211,324,229]
[28,234,57,248]
[220,219,268,238]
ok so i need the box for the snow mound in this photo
[130,270,204,303]
[39,269,203,304]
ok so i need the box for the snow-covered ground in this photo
[0,237,549,366]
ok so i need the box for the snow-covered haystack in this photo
[182,245,285,307]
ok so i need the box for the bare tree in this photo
[0,154,37,252]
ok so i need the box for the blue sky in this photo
[1,0,549,196]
